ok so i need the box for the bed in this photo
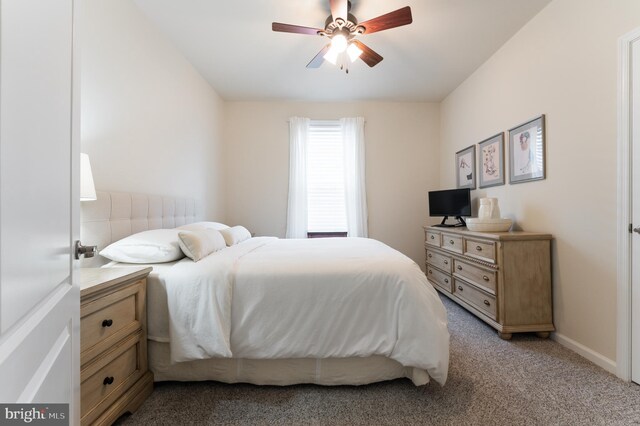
[81,191,450,387]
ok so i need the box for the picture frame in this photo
[508,115,546,184]
[478,132,505,188]
[455,145,476,189]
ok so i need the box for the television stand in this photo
[433,216,466,228]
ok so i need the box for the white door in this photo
[0,0,80,422]
[633,34,640,385]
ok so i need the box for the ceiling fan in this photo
[272,0,413,72]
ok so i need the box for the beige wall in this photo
[225,101,440,267]
[81,0,226,220]
[440,0,640,365]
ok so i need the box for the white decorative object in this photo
[490,198,501,219]
[478,198,491,219]
[468,198,510,231]
[466,218,513,232]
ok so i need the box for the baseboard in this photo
[551,332,617,375]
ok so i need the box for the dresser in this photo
[424,226,553,339]
[80,267,154,425]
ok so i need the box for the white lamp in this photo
[80,153,97,201]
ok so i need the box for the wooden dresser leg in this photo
[498,332,512,340]
[535,331,550,339]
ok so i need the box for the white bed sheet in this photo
[105,237,450,385]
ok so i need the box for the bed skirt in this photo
[148,341,431,386]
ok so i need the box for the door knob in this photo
[74,240,97,259]
[634,227,640,234]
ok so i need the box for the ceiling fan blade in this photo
[307,45,331,68]
[358,6,413,35]
[330,0,348,22]
[352,40,383,67]
[272,22,322,35]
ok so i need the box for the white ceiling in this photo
[133,0,551,102]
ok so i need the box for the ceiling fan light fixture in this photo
[323,46,340,64]
[330,33,348,53]
[347,43,363,62]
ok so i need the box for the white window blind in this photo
[306,120,347,232]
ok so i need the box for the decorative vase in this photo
[489,198,501,219]
[478,198,491,219]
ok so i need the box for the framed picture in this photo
[478,133,505,188]
[508,115,546,184]
[455,145,476,189]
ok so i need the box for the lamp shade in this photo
[80,153,97,201]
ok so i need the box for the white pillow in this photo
[178,229,226,262]
[177,221,230,231]
[219,225,252,246]
[100,229,184,263]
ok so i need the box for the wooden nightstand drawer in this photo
[453,259,496,294]
[441,233,463,254]
[454,279,496,320]
[427,249,452,273]
[464,238,496,263]
[81,335,140,421]
[81,282,140,353]
[426,266,452,293]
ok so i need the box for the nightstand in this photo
[80,267,153,425]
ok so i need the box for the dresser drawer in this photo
[81,338,140,420]
[425,230,441,247]
[454,279,496,320]
[426,249,452,273]
[464,238,497,263]
[453,259,496,294]
[441,233,463,254]
[426,266,452,293]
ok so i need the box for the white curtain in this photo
[341,117,368,237]
[286,117,310,238]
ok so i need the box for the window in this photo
[286,116,367,239]
[306,121,347,237]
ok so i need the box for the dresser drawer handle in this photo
[483,275,490,282]
[449,240,455,245]
[443,260,449,265]
[484,300,491,306]
[444,278,449,284]
[102,319,113,328]
[428,253,432,258]
[428,270,432,274]
[430,235,434,240]
[103,376,115,385]
[476,245,482,251]
[457,265,462,271]
[457,286,463,291]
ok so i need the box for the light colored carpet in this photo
[116,296,640,425]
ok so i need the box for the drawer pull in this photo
[457,286,463,291]
[444,278,449,284]
[449,240,454,245]
[457,265,462,271]
[484,300,491,306]
[428,253,432,258]
[443,260,449,265]
[102,319,113,328]
[103,376,115,385]
[430,235,434,240]
[476,245,482,251]
[483,275,490,282]
[428,270,432,274]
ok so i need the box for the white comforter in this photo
[161,237,449,385]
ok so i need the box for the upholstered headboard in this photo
[80,191,201,267]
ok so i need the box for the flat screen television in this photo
[428,188,471,227]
